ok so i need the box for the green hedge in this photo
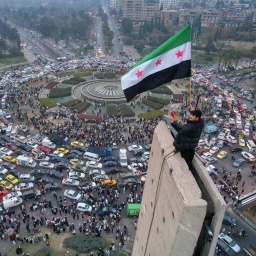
[49,88,72,98]
[63,234,106,253]
[33,247,52,256]
[106,105,119,116]
[142,99,164,110]
[39,98,57,108]
[151,85,173,95]
[94,72,105,79]
[147,96,170,105]
[138,110,164,119]
[62,77,85,84]
[63,99,81,107]
[73,71,92,77]
[120,104,135,117]
[72,101,91,113]
[104,72,115,79]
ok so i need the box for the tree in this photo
[121,18,133,34]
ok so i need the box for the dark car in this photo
[19,144,33,152]
[67,153,80,160]
[0,139,5,146]
[23,190,37,200]
[49,156,63,163]
[222,215,236,227]
[73,146,86,153]
[2,162,16,170]
[216,239,235,256]
[29,169,48,178]
[122,178,140,186]
[12,140,22,147]
[69,150,83,156]
[102,156,118,162]
[103,161,118,167]
[49,170,64,179]
[99,207,120,217]
[14,148,29,156]
[229,146,243,153]
[107,168,121,175]
[129,158,140,164]
[44,182,62,191]
[133,149,144,156]
[232,158,246,167]
[55,162,70,169]
[9,170,21,179]
[1,136,12,143]
[36,176,54,185]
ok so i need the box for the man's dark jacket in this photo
[171,118,204,151]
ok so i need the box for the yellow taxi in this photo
[70,159,85,165]
[248,115,254,121]
[70,141,84,147]
[56,148,70,154]
[4,156,17,163]
[0,180,13,190]
[6,174,19,185]
[100,179,117,187]
[217,151,228,159]
[239,138,245,147]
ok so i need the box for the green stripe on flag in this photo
[126,25,191,74]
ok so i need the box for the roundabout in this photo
[80,79,127,103]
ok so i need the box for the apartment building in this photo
[201,10,221,27]
[179,9,197,27]
[159,0,181,9]
[123,0,159,21]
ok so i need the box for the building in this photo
[132,121,226,256]
[201,10,221,27]
[159,0,181,9]
[179,9,197,27]
[122,0,159,21]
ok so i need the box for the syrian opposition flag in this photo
[121,25,191,102]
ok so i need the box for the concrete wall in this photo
[132,121,207,256]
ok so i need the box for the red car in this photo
[253,133,256,143]
[0,189,9,199]
[37,145,51,153]
[5,142,18,151]
[239,108,246,113]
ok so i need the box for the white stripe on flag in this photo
[121,42,191,90]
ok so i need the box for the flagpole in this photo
[189,77,192,105]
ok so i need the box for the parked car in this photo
[64,189,82,200]
[232,158,246,167]
[49,170,64,179]
[76,202,92,212]
[222,215,236,227]
[62,178,80,186]
[44,182,62,191]
[218,233,240,253]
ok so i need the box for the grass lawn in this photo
[192,51,219,64]
[0,56,27,66]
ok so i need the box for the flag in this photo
[121,25,191,102]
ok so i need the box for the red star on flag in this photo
[155,59,162,66]
[136,70,143,78]
[176,50,183,58]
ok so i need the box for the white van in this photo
[10,126,18,138]
[5,125,12,136]
[2,197,23,210]
[83,152,101,162]
[246,140,256,152]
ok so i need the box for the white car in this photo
[3,191,22,201]
[68,171,85,180]
[227,135,237,144]
[217,132,225,140]
[229,118,235,125]
[128,145,143,152]
[242,129,250,136]
[241,104,247,109]
[142,151,150,159]
[0,152,6,159]
[241,151,256,162]
[198,139,207,146]
[0,166,8,175]
[39,162,55,169]
[64,189,82,201]
[76,202,93,212]
[27,141,39,149]
[209,146,219,155]
[62,178,80,186]
[89,169,105,177]
[4,112,12,119]
[0,147,13,156]
[35,155,50,161]
[128,163,144,171]
[86,161,103,169]
[218,233,240,253]
[52,151,65,158]
[14,182,34,191]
